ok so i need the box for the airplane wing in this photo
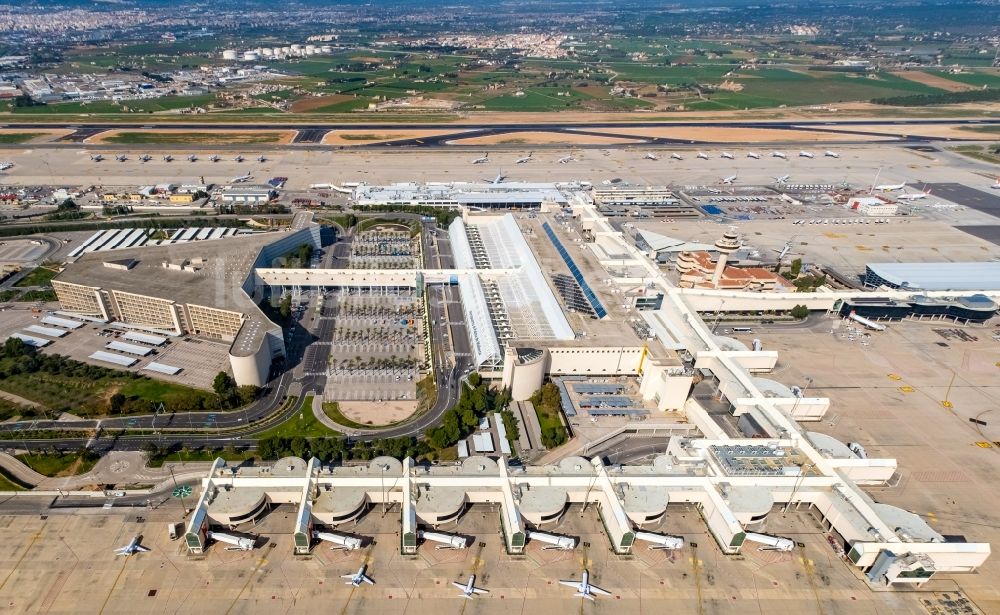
[589,585,612,596]
[451,582,467,590]
[473,588,489,594]
[340,574,356,579]
[362,576,375,585]
[558,580,580,588]
[136,545,151,552]
[114,547,129,554]
[575,593,596,601]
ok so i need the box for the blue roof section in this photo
[865,262,1000,291]
[541,222,607,319]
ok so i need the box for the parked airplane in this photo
[824,150,840,158]
[643,152,659,161]
[342,566,375,587]
[873,181,906,192]
[234,155,244,163]
[163,154,173,162]
[559,571,611,602]
[453,575,489,599]
[257,155,267,163]
[799,150,814,158]
[91,154,104,162]
[230,172,253,183]
[485,169,506,184]
[0,162,11,171]
[697,152,710,160]
[670,153,683,160]
[139,154,152,162]
[187,154,198,162]
[774,237,799,261]
[721,174,738,185]
[747,151,760,159]
[896,188,929,200]
[114,535,150,556]
[209,155,221,163]
[557,155,576,164]
[771,151,787,159]
[721,151,734,160]
[515,152,534,164]
[773,174,790,184]
[115,154,128,162]
[471,153,489,164]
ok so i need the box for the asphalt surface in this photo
[922,183,1000,219]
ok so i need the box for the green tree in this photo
[790,304,810,319]
[790,258,802,277]
[212,372,235,397]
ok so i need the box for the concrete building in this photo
[848,196,898,216]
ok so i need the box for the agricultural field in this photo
[0,132,44,144]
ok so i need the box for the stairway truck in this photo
[743,532,795,552]
[634,531,684,550]
[525,530,578,550]
[206,531,256,551]
[418,530,468,549]
[313,531,363,550]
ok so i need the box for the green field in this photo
[481,87,593,111]
[17,452,98,477]
[147,447,254,468]
[951,144,1000,165]
[9,94,218,115]
[14,265,58,288]
[255,396,340,439]
[14,289,57,302]
[0,469,28,491]
[0,132,43,144]
[103,131,287,145]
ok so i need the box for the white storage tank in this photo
[305,44,317,55]
[320,45,333,54]
[261,48,274,57]
[290,44,303,55]
[243,51,260,62]
[281,46,292,55]
[222,49,238,61]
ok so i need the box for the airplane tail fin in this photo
[575,593,595,601]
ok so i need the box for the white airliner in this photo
[799,150,814,158]
[773,174,790,184]
[0,161,13,171]
[257,155,267,163]
[187,154,198,162]
[114,535,150,556]
[139,154,152,162]
[452,575,489,599]
[697,152,710,160]
[644,152,659,160]
[484,169,506,184]
[873,181,906,192]
[771,151,787,159]
[896,188,929,200]
[721,151,734,160]
[721,174,738,185]
[115,154,128,162]
[670,153,683,160]
[91,154,104,162]
[230,172,253,183]
[559,571,611,601]
[342,566,375,587]
[234,154,244,163]
[824,150,840,158]
[163,154,173,162]
[515,152,533,164]
[471,153,489,164]
[747,151,760,159]
[209,154,221,162]
[557,155,576,164]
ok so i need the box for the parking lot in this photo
[324,289,426,402]
[0,306,229,391]
[348,225,422,270]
